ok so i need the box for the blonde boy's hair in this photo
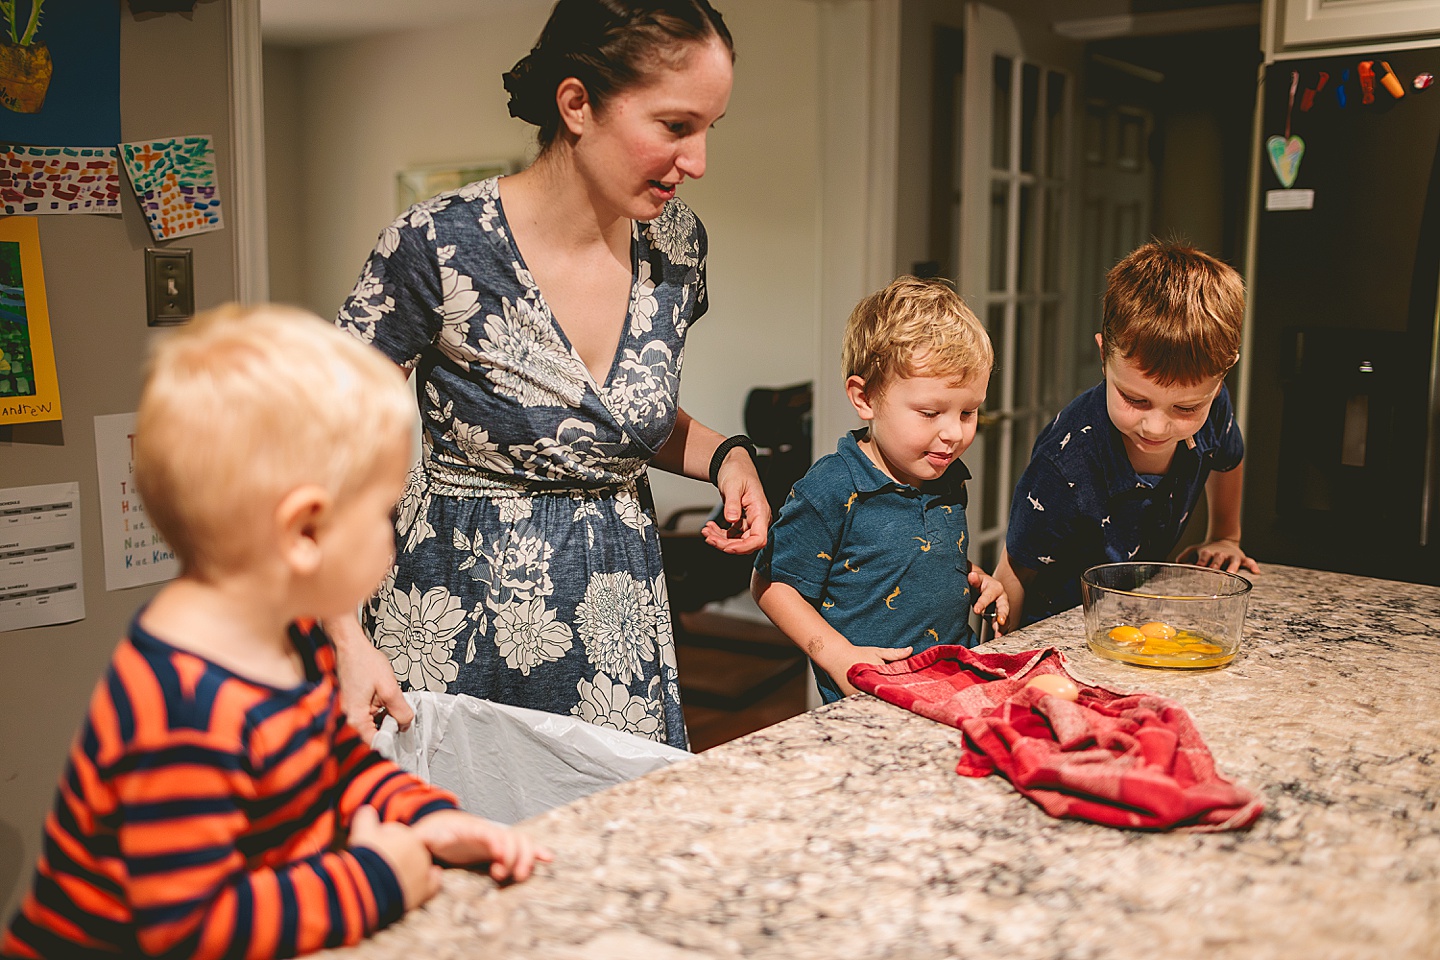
[842,276,993,396]
[1101,241,1245,385]
[135,304,414,574]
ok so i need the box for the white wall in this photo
[654,0,825,514]
[263,44,305,307]
[290,7,544,320]
[266,0,828,519]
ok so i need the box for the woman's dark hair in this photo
[503,0,734,150]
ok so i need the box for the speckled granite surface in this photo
[320,565,1440,960]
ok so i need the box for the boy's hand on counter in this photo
[967,565,1010,631]
[1178,538,1260,575]
[412,809,553,883]
[829,644,913,697]
[349,805,441,910]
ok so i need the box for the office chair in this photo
[660,382,813,614]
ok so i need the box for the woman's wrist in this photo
[708,434,757,486]
[324,613,368,651]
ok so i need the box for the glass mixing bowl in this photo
[1080,562,1253,669]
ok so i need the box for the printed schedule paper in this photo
[95,412,178,591]
[0,481,85,632]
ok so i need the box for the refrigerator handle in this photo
[1425,274,1440,548]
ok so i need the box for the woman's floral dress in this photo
[336,177,706,749]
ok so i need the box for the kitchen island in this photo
[322,564,1440,960]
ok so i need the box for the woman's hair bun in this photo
[503,49,555,126]
[504,0,734,149]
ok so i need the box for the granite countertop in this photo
[320,564,1440,960]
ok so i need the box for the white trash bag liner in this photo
[372,691,692,825]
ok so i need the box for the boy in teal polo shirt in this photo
[752,277,1008,703]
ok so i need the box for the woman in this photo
[330,0,766,751]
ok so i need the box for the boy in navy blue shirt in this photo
[996,241,1261,629]
[752,277,1008,702]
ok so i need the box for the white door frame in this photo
[956,3,1077,573]
[228,0,269,304]
[812,0,903,462]
[809,0,902,709]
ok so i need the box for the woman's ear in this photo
[845,375,877,421]
[274,485,331,577]
[555,76,591,137]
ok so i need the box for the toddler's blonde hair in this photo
[842,276,993,396]
[135,304,414,574]
[1101,241,1245,385]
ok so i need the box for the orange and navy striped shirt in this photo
[2,617,457,959]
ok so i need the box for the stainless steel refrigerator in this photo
[1244,48,1440,584]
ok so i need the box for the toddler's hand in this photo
[1178,538,1260,575]
[968,566,1010,631]
[412,809,553,883]
[349,805,441,911]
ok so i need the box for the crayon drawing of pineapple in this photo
[0,0,49,114]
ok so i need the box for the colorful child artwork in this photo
[0,1,121,147]
[94,412,179,591]
[0,216,61,425]
[0,143,119,214]
[1265,135,1305,188]
[119,135,223,242]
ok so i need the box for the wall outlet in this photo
[145,247,194,326]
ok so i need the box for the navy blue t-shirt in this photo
[1005,381,1244,627]
[756,429,979,702]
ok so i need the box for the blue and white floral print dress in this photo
[337,177,705,749]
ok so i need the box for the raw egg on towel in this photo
[1024,674,1080,701]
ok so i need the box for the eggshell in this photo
[1024,673,1080,701]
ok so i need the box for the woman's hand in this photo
[328,613,413,744]
[653,410,771,554]
[700,447,770,555]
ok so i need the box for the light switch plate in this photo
[145,247,193,326]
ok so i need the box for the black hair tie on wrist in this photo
[709,435,757,487]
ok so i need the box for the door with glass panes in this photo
[953,4,1082,586]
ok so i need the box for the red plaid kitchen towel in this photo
[848,645,1263,831]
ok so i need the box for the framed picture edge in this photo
[0,215,62,425]
[395,159,521,214]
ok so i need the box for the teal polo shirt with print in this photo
[755,428,980,703]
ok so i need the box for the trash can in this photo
[372,692,692,824]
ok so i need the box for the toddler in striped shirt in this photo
[3,305,548,959]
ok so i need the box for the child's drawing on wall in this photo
[0,0,50,115]
[0,237,34,397]
[120,135,224,242]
